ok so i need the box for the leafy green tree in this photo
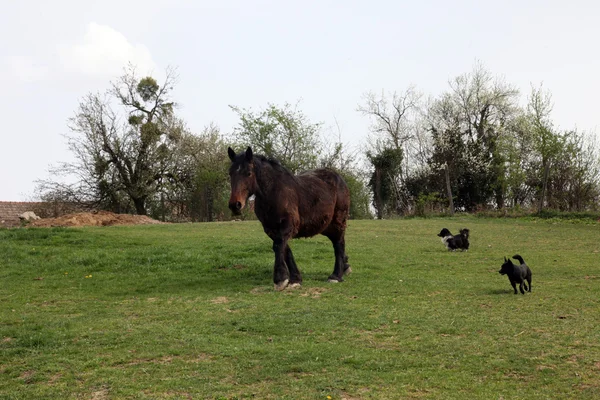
[497,114,536,208]
[320,139,373,219]
[525,84,564,212]
[545,130,600,211]
[230,103,322,173]
[447,63,520,209]
[172,124,230,221]
[422,64,520,211]
[426,93,465,214]
[367,147,403,219]
[343,172,374,219]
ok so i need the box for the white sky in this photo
[1,0,599,201]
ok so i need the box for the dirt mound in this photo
[29,210,164,227]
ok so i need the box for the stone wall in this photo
[0,202,89,227]
[0,202,43,227]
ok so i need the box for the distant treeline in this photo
[36,63,600,221]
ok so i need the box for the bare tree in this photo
[37,65,182,215]
[449,62,519,143]
[358,87,423,214]
[358,87,421,149]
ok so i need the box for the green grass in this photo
[1,218,599,399]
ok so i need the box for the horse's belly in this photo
[295,210,334,238]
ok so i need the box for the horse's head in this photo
[227,146,257,215]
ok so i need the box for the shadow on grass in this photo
[485,288,514,295]
[104,264,339,297]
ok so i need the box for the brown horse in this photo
[228,146,351,291]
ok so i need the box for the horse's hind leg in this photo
[285,245,302,287]
[325,232,350,283]
[323,181,350,283]
[343,255,351,276]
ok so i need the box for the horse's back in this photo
[297,168,348,204]
[313,169,349,211]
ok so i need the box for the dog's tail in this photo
[460,228,470,239]
[512,254,525,265]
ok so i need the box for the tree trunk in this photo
[204,184,213,222]
[537,161,551,213]
[495,176,505,209]
[445,163,455,216]
[133,197,147,215]
[374,168,383,219]
[388,172,402,215]
[160,192,165,222]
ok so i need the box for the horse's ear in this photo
[228,147,236,162]
[504,256,507,262]
[245,146,253,161]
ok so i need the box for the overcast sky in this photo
[1,0,598,201]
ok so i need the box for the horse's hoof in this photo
[288,282,302,289]
[327,278,340,283]
[344,267,352,276]
[274,279,289,291]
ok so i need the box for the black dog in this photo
[498,255,532,294]
[437,228,470,251]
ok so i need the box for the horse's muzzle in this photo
[229,201,243,215]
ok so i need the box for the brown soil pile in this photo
[29,210,164,227]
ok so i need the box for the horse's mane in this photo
[254,154,294,176]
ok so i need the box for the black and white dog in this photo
[498,255,532,294]
[437,228,470,251]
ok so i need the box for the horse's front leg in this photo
[272,215,295,291]
[285,245,302,287]
[272,238,290,291]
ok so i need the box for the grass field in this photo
[1,218,599,399]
